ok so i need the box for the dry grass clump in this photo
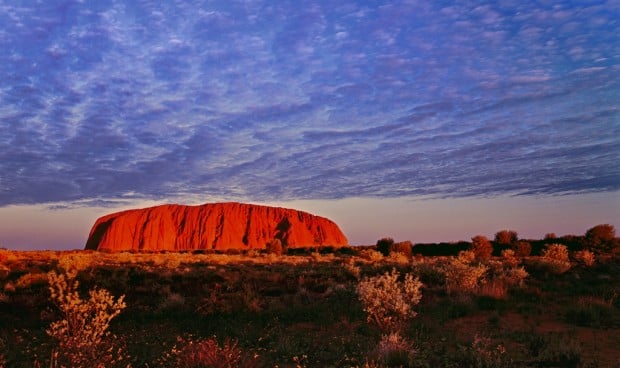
[157,286,186,311]
[158,335,258,368]
[564,296,615,328]
[480,267,524,300]
[462,335,512,368]
[375,331,415,367]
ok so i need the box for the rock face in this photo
[84,202,348,252]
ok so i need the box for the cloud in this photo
[0,0,618,207]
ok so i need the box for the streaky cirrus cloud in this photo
[0,0,618,207]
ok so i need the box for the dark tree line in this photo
[374,224,618,257]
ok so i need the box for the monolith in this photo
[84,202,348,251]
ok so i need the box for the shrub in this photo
[480,259,528,299]
[385,252,411,264]
[310,250,336,263]
[572,250,596,267]
[500,249,520,268]
[411,261,445,287]
[159,335,258,368]
[544,243,570,259]
[443,251,488,294]
[15,272,48,289]
[58,253,96,273]
[390,241,413,258]
[376,238,395,256]
[494,230,518,245]
[458,335,512,368]
[500,266,529,288]
[539,243,571,274]
[585,224,618,252]
[266,239,284,255]
[512,241,531,257]
[471,236,493,260]
[46,270,128,368]
[0,264,8,280]
[356,268,423,332]
[495,251,528,287]
[544,233,557,240]
[343,260,361,280]
[359,249,384,262]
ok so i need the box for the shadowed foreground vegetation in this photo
[0,225,619,367]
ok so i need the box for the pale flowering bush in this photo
[443,251,488,294]
[573,250,596,267]
[46,270,129,368]
[543,244,570,261]
[538,244,572,274]
[356,268,423,332]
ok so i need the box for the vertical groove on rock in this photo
[242,206,253,246]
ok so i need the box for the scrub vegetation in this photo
[0,224,618,367]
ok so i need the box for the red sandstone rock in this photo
[84,202,348,251]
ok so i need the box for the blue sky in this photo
[0,0,618,249]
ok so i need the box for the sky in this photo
[0,0,618,250]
